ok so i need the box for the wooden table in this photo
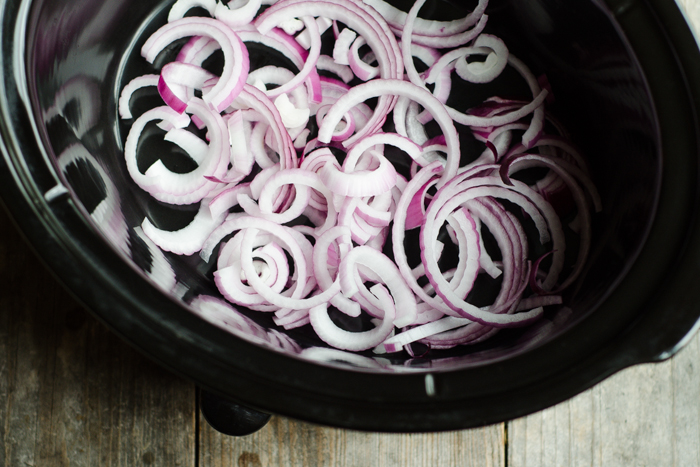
[4,2,700,465]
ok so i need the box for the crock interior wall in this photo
[24,0,660,367]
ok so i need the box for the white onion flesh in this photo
[119,0,597,354]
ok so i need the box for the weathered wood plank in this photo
[0,206,196,467]
[507,333,700,467]
[199,414,505,467]
[669,333,700,467]
[681,0,700,24]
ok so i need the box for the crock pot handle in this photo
[200,389,271,436]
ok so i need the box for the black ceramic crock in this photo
[1,0,700,432]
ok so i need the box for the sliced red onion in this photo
[273,93,311,128]
[274,307,311,328]
[472,216,502,279]
[400,0,431,87]
[142,16,250,112]
[124,106,190,195]
[159,61,217,113]
[399,0,488,53]
[262,27,323,104]
[142,198,226,256]
[247,66,309,109]
[410,13,488,49]
[217,238,290,300]
[420,183,554,324]
[226,110,255,176]
[233,85,297,169]
[119,74,160,119]
[238,227,340,309]
[320,150,397,197]
[168,0,217,21]
[296,16,333,49]
[249,165,280,199]
[300,147,338,207]
[236,27,305,71]
[294,128,311,148]
[208,182,252,218]
[318,79,460,186]
[445,208,482,299]
[214,0,262,28]
[207,218,314,307]
[454,34,509,84]
[176,35,220,65]
[365,0,488,38]
[279,18,305,35]
[332,27,357,65]
[465,198,525,307]
[238,183,309,225]
[408,42,441,69]
[217,229,275,270]
[501,153,595,291]
[265,17,322,99]
[376,316,473,353]
[248,122,278,168]
[331,111,357,141]
[120,0,598,356]
[354,200,391,227]
[449,88,548,128]
[140,99,229,204]
[348,36,379,81]
[249,168,336,232]
[309,284,396,351]
[255,0,403,144]
[312,226,362,317]
[393,162,456,314]
[343,132,423,171]
[404,177,438,230]
[424,47,477,85]
[316,54,354,83]
[339,245,417,327]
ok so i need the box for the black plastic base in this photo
[200,389,271,437]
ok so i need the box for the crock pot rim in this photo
[1,0,700,431]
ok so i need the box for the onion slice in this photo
[142,16,250,112]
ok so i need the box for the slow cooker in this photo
[1,0,700,433]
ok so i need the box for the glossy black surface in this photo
[200,390,271,436]
[0,0,699,431]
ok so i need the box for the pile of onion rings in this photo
[119,0,600,354]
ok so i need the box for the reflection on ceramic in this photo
[43,76,101,139]
[189,295,302,354]
[57,143,129,249]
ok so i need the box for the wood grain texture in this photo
[199,414,505,467]
[0,206,196,467]
[507,334,700,467]
[680,0,700,25]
